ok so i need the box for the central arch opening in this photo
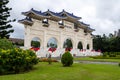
[77,41,83,50]
[47,37,57,48]
[47,37,57,52]
[63,38,73,51]
[31,37,40,51]
[31,37,41,48]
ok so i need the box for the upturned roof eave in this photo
[22,10,49,19]
[18,19,33,26]
[59,10,82,20]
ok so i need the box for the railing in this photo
[36,48,102,58]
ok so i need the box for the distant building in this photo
[117,29,120,37]
[114,29,120,37]
[9,38,24,46]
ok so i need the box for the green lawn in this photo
[0,62,120,80]
[74,57,120,62]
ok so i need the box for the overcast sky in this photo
[8,0,120,39]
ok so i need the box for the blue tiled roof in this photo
[30,8,45,16]
[87,27,95,31]
[22,8,81,19]
[20,9,95,32]
[80,21,90,26]
[43,9,65,18]
[59,10,81,19]
[18,17,33,22]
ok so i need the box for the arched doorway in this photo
[87,44,90,50]
[77,41,83,50]
[63,38,73,51]
[47,37,58,52]
[31,37,41,48]
[47,37,57,48]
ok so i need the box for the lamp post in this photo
[48,50,52,64]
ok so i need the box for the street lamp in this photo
[48,50,52,64]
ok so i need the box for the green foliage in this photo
[63,39,73,48]
[103,52,107,57]
[91,52,120,59]
[31,41,40,48]
[0,48,39,75]
[119,63,120,67]
[0,38,14,49]
[61,51,73,67]
[93,34,120,52]
[109,53,116,57]
[0,0,15,39]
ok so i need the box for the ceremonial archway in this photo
[19,9,94,51]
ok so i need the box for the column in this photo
[43,30,47,50]
[74,33,77,49]
[24,25,31,49]
[90,38,93,50]
[83,40,86,50]
[60,32,63,49]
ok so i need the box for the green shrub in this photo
[0,48,39,75]
[0,38,14,50]
[119,63,120,67]
[103,52,108,57]
[109,54,116,57]
[61,51,73,67]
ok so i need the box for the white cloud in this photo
[8,0,120,38]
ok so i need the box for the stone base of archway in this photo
[35,48,102,58]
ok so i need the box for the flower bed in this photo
[39,58,58,62]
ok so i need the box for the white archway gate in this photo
[19,9,101,57]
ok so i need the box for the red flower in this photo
[30,47,40,51]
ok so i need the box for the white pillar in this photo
[74,33,77,49]
[90,38,93,50]
[24,26,31,49]
[83,41,86,50]
[60,32,63,49]
[43,30,47,49]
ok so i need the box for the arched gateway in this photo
[19,8,100,57]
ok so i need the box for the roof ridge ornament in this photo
[62,9,65,12]
[31,8,34,10]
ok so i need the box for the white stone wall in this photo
[24,19,93,51]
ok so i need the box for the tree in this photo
[63,39,73,48]
[0,38,14,50]
[0,0,15,39]
[109,33,114,38]
[93,35,103,51]
[109,37,120,52]
[93,34,120,52]
[31,41,40,48]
